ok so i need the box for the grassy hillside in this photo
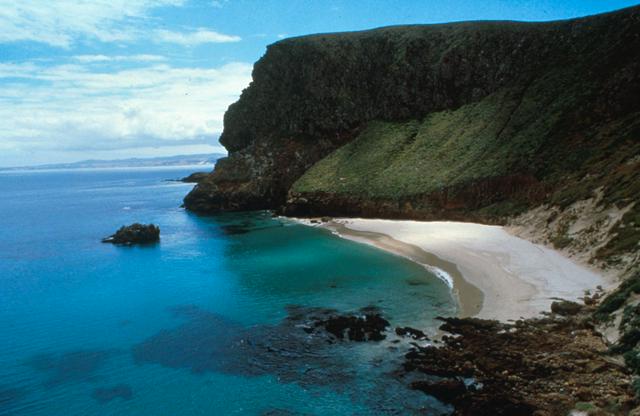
[293,87,538,199]
[291,61,640,258]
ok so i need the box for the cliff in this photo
[184,6,639,268]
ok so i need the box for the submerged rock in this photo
[92,384,133,403]
[26,349,115,387]
[102,223,160,245]
[132,305,389,387]
[131,304,446,412]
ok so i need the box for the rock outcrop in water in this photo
[313,308,390,341]
[102,224,160,245]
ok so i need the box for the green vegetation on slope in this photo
[292,63,613,201]
[293,88,516,198]
[292,63,640,250]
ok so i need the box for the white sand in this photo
[318,218,615,322]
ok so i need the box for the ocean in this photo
[0,167,456,415]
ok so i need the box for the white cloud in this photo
[72,54,167,63]
[211,0,229,8]
[0,60,252,164]
[0,0,184,47]
[0,0,240,48]
[155,28,241,46]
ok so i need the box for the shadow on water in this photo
[0,385,29,414]
[91,384,133,404]
[189,210,283,237]
[132,304,451,415]
[219,223,285,235]
[261,409,312,416]
[25,349,116,387]
[132,305,244,374]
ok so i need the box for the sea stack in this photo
[102,223,160,245]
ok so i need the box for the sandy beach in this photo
[312,218,615,322]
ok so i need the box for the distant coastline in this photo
[0,153,224,172]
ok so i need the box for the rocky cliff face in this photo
[184,6,639,266]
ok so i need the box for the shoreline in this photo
[305,218,615,322]
[325,221,484,318]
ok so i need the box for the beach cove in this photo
[307,218,615,322]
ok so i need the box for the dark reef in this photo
[132,305,441,412]
[132,305,393,378]
[26,349,115,387]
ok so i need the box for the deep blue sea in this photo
[0,167,456,415]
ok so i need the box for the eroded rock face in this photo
[102,224,160,245]
[184,139,347,212]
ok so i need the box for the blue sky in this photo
[0,0,638,167]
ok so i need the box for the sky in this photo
[0,0,639,167]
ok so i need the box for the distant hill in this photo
[1,153,225,171]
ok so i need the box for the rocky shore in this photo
[402,301,636,415]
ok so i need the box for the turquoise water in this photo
[0,167,456,415]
